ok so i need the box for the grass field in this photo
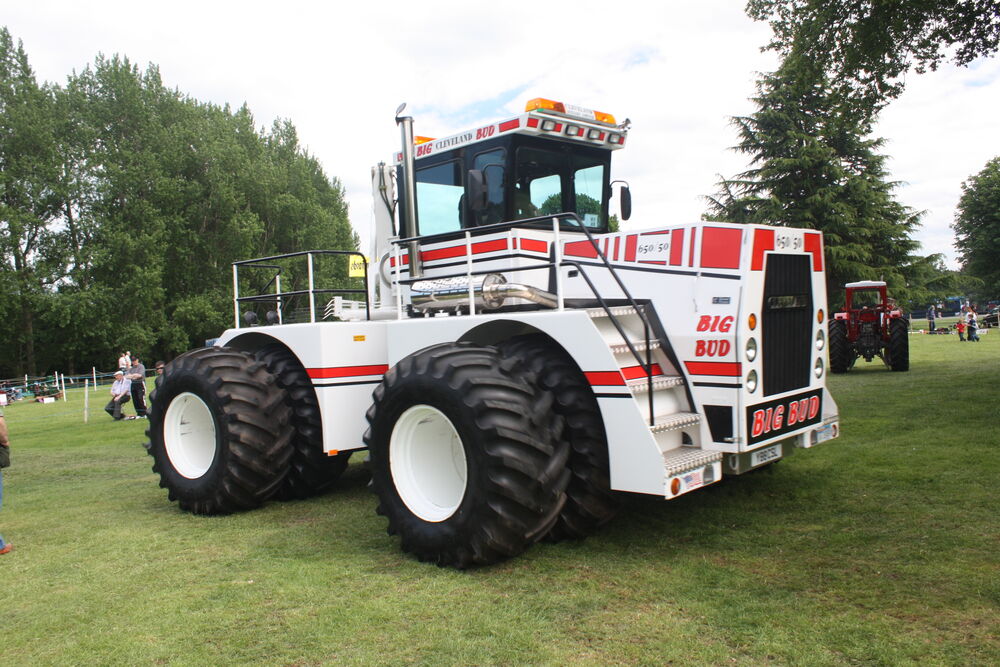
[1,329,998,666]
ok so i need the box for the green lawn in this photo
[1,332,998,666]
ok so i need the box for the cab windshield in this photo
[513,145,607,229]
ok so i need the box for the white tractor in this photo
[146,98,840,567]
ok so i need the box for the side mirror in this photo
[467,169,487,211]
[619,183,632,221]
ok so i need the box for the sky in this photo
[5,1,998,269]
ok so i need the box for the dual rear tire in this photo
[146,347,294,515]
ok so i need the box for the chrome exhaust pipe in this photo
[410,274,557,312]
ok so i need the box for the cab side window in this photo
[472,149,505,226]
[416,160,463,235]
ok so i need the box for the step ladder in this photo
[588,305,723,499]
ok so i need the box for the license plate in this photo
[813,422,837,444]
[751,443,781,467]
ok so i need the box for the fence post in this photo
[84,379,90,423]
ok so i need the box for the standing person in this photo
[956,319,966,342]
[128,355,147,417]
[118,351,129,373]
[105,371,132,420]
[0,406,12,554]
[927,304,937,332]
[968,310,980,342]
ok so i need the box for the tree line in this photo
[706,1,1000,310]
[0,28,356,377]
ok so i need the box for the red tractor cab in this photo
[829,281,909,372]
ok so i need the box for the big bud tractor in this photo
[144,98,840,568]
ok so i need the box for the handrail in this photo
[233,249,370,325]
[392,213,659,424]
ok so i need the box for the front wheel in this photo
[146,347,293,515]
[500,335,619,541]
[365,343,569,568]
[888,318,909,371]
[829,320,851,373]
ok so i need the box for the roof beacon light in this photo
[525,97,617,127]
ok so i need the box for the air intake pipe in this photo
[395,103,423,278]
[410,274,558,312]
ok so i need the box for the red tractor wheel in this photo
[829,320,852,373]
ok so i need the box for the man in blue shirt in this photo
[105,371,132,420]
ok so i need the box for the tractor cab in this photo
[845,282,888,313]
[395,98,631,239]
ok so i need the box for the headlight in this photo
[815,329,825,350]
[746,337,758,362]
[746,369,758,393]
[814,358,824,378]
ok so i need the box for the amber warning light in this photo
[525,97,617,126]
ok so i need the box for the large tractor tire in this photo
[364,343,570,568]
[888,317,910,372]
[829,320,852,373]
[500,334,620,541]
[255,344,351,500]
[146,347,293,515]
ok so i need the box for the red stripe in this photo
[472,238,508,254]
[308,364,388,379]
[527,117,539,128]
[499,119,520,132]
[688,228,696,266]
[625,235,637,262]
[565,239,600,259]
[620,364,663,380]
[804,232,823,271]
[613,236,620,260]
[751,228,775,271]
[585,371,626,386]
[700,227,742,269]
[670,229,684,265]
[683,361,741,377]
[519,238,548,253]
[421,246,465,262]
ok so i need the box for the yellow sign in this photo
[353,335,366,342]
[349,256,370,278]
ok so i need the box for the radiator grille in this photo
[761,254,813,396]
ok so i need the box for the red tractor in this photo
[829,281,909,373]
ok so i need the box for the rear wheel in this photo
[365,342,569,568]
[500,334,619,541]
[146,347,293,515]
[829,320,851,373]
[888,317,909,372]
[255,344,351,500]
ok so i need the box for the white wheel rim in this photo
[164,392,217,479]
[389,404,468,522]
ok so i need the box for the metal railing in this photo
[232,250,370,328]
[393,213,659,425]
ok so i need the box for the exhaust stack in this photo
[395,104,423,279]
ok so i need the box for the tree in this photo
[953,156,1000,300]
[0,28,65,375]
[0,27,357,377]
[705,57,921,307]
[747,1,1000,112]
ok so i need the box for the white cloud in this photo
[5,0,995,269]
